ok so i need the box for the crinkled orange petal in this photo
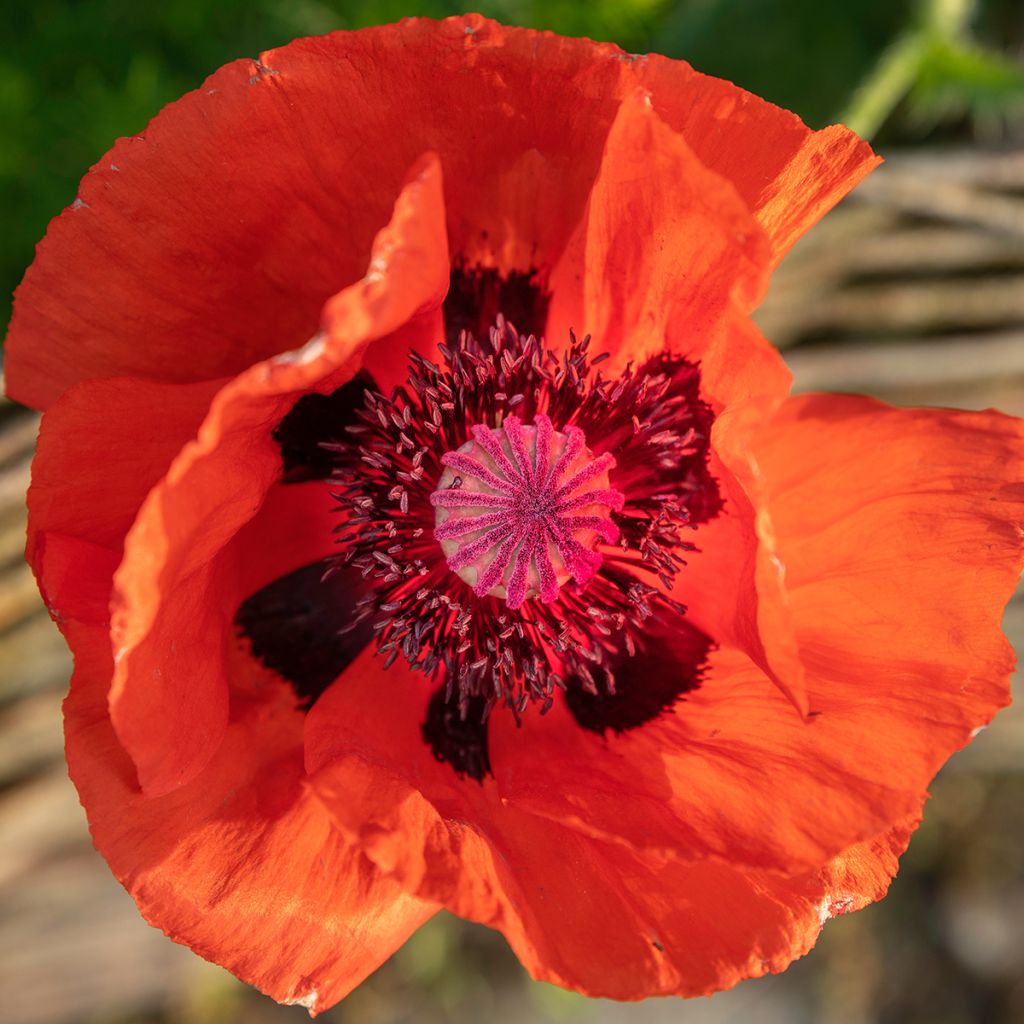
[27,376,225,626]
[455,810,914,999]
[64,618,436,1013]
[634,54,880,265]
[28,380,339,662]
[678,436,806,713]
[266,19,630,284]
[108,154,449,796]
[6,16,876,411]
[28,378,222,558]
[304,649,470,833]
[547,89,771,374]
[759,394,1023,746]
[227,481,339,602]
[490,646,917,873]
[24,195,447,1008]
[703,318,806,711]
[306,649,917,999]
[4,18,621,408]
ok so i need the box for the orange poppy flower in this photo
[7,14,1024,1012]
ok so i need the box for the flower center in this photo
[430,415,624,608]
[265,317,723,724]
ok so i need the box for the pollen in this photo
[430,415,624,608]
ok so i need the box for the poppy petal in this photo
[635,54,880,264]
[546,89,771,374]
[64,618,436,1012]
[758,394,1023,753]
[234,556,376,710]
[562,619,712,735]
[431,808,914,999]
[273,371,375,483]
[697,316,804,709]
[27,376,224,624]
[306,649,918,998]
[108,154,449,796]
[4,18,621,408]
[675,445,807,713]
[5,16,875,411]
[5,52,379,410]
[490,645,918,873]
[543,92,804,708]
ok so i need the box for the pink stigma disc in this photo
[429,414,624,608]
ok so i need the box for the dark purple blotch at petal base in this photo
[422,689,492,782]
[235,558,375,708]
[444,264,551,346]
[273,371,374,483]
[565,621,714,735]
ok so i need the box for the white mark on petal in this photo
[364,254,388,284]
[284,990,318,1011]
[275,333,327,367]
[818,893,855,925]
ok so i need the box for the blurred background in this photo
[1,0,1023,1022]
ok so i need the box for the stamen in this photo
[317,317,720,718]
[430,415,623,609]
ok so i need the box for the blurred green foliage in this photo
[843,0,1024,136]
[1,0,1021,347]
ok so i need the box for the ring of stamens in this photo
[323,318,719,716]
[430,415,624,608]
